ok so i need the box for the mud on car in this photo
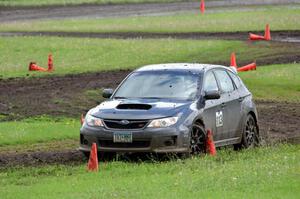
[80,63,259,157]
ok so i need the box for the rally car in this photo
[79,63,259,156]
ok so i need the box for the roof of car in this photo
[135,63,230,73]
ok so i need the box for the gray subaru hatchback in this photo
[79,63,259,156]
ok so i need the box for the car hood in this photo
[90,98,193,120]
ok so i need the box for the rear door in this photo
[202,70,223,141]
[227,70,246,138]
[214,69,241,140]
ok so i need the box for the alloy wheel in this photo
[190,124,206,154]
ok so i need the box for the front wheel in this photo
[190,123,206,154]
[235,114,259,149]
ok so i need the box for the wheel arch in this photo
[194,118,205,127]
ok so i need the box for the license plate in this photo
[113,132,132,143]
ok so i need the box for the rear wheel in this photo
[190,123,206,154]
[235,114,259,149]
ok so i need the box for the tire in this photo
[190,123,206,154]
[235,114,259,149]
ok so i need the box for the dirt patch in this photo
[0,70,129,120]
[0,139,85,168]
[1,0,299,22]
[0,149,84,168]
[256,100,300,144]
[1,30,300,43]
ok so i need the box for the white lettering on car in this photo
[216,111,223,127]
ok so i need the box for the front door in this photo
[202,70,223,141]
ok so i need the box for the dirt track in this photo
[1,0,299,22]
[1,30,300,43]
[0,70,129,120]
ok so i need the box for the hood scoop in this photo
[116,103,152,110]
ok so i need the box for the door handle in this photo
[238,97,244,102]
[221,103,226,108]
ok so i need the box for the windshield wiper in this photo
[114,96,127,99]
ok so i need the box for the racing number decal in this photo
[216,111,223,127]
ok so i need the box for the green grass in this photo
[0,144,299,199]
[0,116,79,146]
[0,0,185,6]
[1,6,299,33]
[1,37,299,78]
[239,63,300,103]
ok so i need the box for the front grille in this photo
[99,140,150,148]
[103,119,149,130]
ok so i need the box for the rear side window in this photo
[228,71,241,88]
[214,70,234,93]
[203,71,219,92]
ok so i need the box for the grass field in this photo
[239,64,300,103]
[0,144,299,199]
[0,117,79,146]
[1,6,299,33]
[0,0,184,6]
[1,37,299,78]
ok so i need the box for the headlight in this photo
[148,117,178,128]
[85,114,104,127]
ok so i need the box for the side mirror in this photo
[204,90,220,100]
[102,88,114,98]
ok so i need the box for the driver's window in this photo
[204,71,219,92]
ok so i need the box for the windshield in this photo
[113,71,200,100]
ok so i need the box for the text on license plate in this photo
[113,132,132,143]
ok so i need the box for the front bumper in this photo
[79,124,190,153]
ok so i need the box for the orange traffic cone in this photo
[28,62,47,72]
[264,24,271,41]
[48,54,54,72]
[80,114,85,125]
[230,52,237,68]
[87,143,98,172]
[206,129,216,156]
[249,24,271,41]
[249,33,265,41]
[200,0,205,14]
[237,62,257,72]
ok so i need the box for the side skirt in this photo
[214,137,241,147]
